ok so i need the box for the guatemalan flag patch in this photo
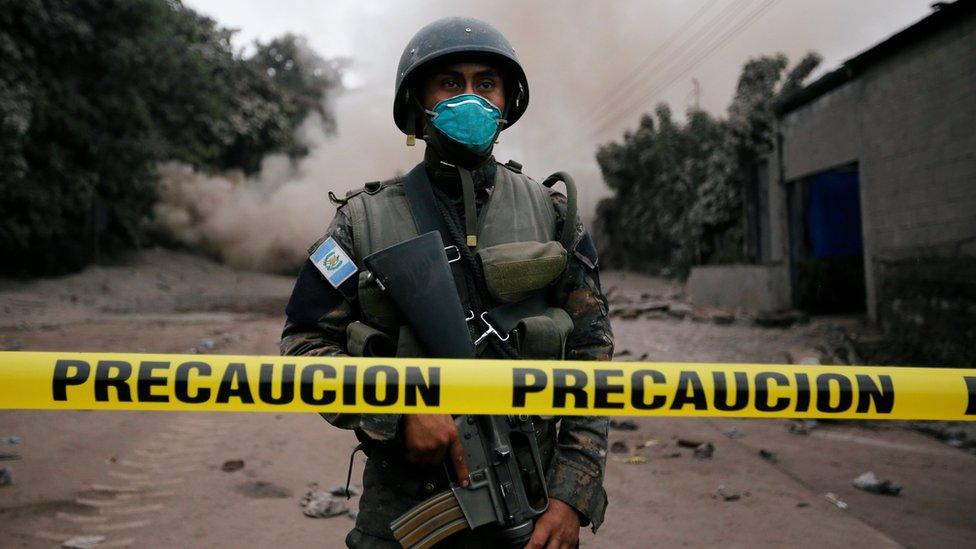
[310,237,358,289]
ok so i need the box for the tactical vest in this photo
[340,162,574,359]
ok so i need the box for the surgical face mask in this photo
[426,94,503,154]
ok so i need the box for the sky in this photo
[181,0,936,223]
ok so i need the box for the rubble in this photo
[852,471,902,496]
[788,420,819,435]
[221,459,245,472]
[609,420,639,431]
[0,466,12,486]
[722,427,744,439]
[754,309,808,328]
[610,441,629,454]
[713,485,744,501]
[824,492,848,509]
[301,489,348,518]
[62,535,106,548]
[785,347,822,365]
[0,452,20,461]
[758,449,778,463]
[0,436,21,445]
[693,442,715,459]
[624,456,646,465]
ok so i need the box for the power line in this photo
[577,0,718,130]
[590,0,780,138]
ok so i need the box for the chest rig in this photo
[340,161,575,360]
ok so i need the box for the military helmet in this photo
[393,17,529,135]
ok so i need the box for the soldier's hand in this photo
[526,498,580,549]
[402,414,469,487]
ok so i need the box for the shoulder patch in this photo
[310,237,358,289]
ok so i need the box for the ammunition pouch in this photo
[476,241,567,304]
[346,321,396,358]
[515,308,574,360]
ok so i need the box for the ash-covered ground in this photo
[1,249,974,548]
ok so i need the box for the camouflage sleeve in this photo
[279,207,401,441]
[546,191,613,532]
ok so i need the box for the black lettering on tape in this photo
[965,376,976,415]
[755,372,790,412]
[795,373,811,412]
[300,364,336,405]
[94,360,133,402]
[512,368,548,407]
[405,366,439,407]
[816,373,853,413]
[713,371,749,411]
[594,369,625,409]
[631,370,666,410]
[855,374,894,414]
[258,364,295,405]
[175,361,211,404]
[53,359,90,401]
[216,363,254,404]
[553,369,588,409]
[342,365,357,405]
[363,365,398,407]
[137,361,170,403]
[670,371,706,410]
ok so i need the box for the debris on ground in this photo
[667,303,693,319]
[754,309,808,328]
[713,485,745,501]
[301,489,348,518]
[609,420,639,431]
[788,420,819,435]
[221,459,245,472]
[329,484,361,497]
[0,436,21,445]
[796,502,810,508]
[0,452,20,461]
[722,427,744,439]
[785,347,822,365]
[824,492,848,509]
[676,438,703,448]
[62,535,106,548]
[610,301,670,320]
[610,441,629,454]
[664,452,682,458]
[758,449,778,463]
[619,456,646,465]
[852,471,902,496]
[198,338,216,351]
[0,467,12,486]
[347,508,359,520]
[636,439,659,449]
[693,442,715,459]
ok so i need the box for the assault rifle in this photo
[363,231,550,548]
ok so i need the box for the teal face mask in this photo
[427,94,502,153]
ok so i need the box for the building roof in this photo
[774,0,976,116]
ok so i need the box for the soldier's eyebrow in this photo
[475,69,500,79]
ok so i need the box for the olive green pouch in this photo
[346,321,396,357]
[476,241,568,304]
[357,271,403,330]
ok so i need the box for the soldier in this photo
[280,16,613,549]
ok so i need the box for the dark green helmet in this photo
[393,17,529,136]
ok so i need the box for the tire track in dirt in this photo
[33,415,225,547]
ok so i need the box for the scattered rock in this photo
[221,459,245,472]
[0,452,20,461]
[824,492,848,509]
[755,309,808,328]
[788,420,819,435]
[693,442,714,459]
[609,420,638,431]
[199,338,216,351]
[796,502,810,508]
[636,439,659,449]
[610,441,629,454]
[667,303,693,319]
[0,467,12,486]
[785,347,821,365]
[62,535,106,548]
[758,449,778,463]
[329,484,361,497]
[713,485,742,501]
[664,452,682,458]
[0,436,21,445]
[301,489,348,518]
[235,480,291,499]
[852,471,902,496]
[616,349,633,357]
[347,508,359,520]
[676,438,703,448]
[722,427,743,439]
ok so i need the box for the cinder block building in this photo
[696,1,975,363]
[770,0,976,360]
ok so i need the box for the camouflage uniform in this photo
[280,157,613,547]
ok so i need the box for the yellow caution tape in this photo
[0,351,973,420]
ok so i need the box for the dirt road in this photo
[1,250,974,548]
